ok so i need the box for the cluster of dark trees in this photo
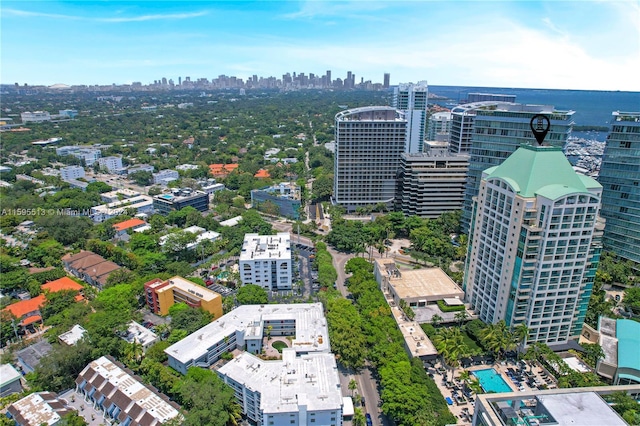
[321,257,456,426]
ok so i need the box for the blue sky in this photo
[1,1,639,90]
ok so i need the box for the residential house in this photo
[61,251,121,289]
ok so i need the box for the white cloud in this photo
[2,8,82,20]
[2,8,208,23]
[280,0,389,22]
[98,11,209,23]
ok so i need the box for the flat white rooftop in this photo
[92,195,153,214]
[0,364,21,386]
[58,324,87,346]
[165,303,329,365]
[537,392,627,425]
[218,349,342,415]
[220,216,243,227]
[123,321,158,347]
[240,232,291,261]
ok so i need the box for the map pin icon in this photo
[530,114,551,146]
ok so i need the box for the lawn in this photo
[272,340,288,353]
[461,329,483,354]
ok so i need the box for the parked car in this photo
[365,413,373,426]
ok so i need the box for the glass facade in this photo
[334,107,407,211]
[598,112,640,264]
[461,105,574,233]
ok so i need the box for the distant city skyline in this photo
[1,1,639,91]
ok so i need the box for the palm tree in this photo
[266,325,273,341]
[468,378,484,395]
[226,400,242,426]
[348,379,358,397]
[513,322,530,353]
[454,310,469,328]
[433,327,465,382]
[124,340,144,366]
[479,321,515,360]
[431,314,443,328]
[353,408,366,426]
[154,323,171,340]
[457,369,471,383]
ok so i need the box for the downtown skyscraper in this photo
[460,104,575,233]
[464,144,603,345]
[333,107,407,212]
[598,111,640,264]
[393,81,428,153]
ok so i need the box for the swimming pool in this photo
[472,368,512,393]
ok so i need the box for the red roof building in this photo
[254,169,271,179]
[209,163,239,178]
[113,218,147,232]
[3,277,85,327]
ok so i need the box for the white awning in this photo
[342,396,354,416]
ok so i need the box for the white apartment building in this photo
[153,169,179,185]
[97,156,123,173]
[334,106,407,212]
[239,233,292,290]
[176,164,199,171]
[464,145,603,345]
[21,111,51,123]
[91,195,154,222]
[393,81,429,153]
[60,165,85,182]
[127,164,154,175]
[219,350,343,426]
[56,146,102,166]
[164,303,340,426]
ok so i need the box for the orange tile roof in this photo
[3,277,85,319]
[254,169,271,178]
[113,218,147,232]
[3,295,46,319]
[42,277,85,301]
[209,163,239,176]
[22,315,42,326]
[41,277,83,293]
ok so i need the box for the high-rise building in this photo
[383,73,390,89]
[460,104,575,233]
[465,93,516,103]
[333,106,407,211]
[326,70,331,87]
[396,142,469,218]
[463,145,603,345]
[393,81,429,153]
[427,111,452,142]
[449,98,517,154]
[598,111,640,264]
[449,102,489,155]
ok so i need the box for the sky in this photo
[1,1,639,91]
